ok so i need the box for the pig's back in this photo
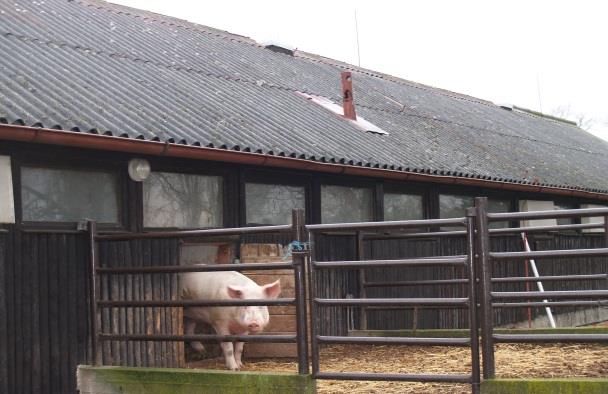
[180,270,254,300]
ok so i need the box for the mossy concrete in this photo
[349,327,608,338]
[481,378,608,394]
[77,365,316,394]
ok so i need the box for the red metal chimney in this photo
[341,71,357,120]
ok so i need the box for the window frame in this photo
[15,155,128,231]
[241,169,312,226]
[382,182,428,221]
[318,178,378,224]
[140,164,231,231]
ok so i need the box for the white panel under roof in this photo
[519,200,556,228]
[0,156,15,224]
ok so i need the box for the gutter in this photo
[1,124,607,202]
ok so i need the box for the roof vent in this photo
[341,71,357,120]
[261,40,295,56]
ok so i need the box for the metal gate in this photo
[305,212,482,393]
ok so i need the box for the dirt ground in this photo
[187,343,608,394]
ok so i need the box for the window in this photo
[321,185,373,223]
[554,202,578,226]
[487,199,511,229]
[383,192,423,221]
[21,166,120,223]
[245,183,305,225]
[143,172,222,228]
[439,194,474,219]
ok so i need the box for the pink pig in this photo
[181,270,281,370]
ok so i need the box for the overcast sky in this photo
[112,0,608,141]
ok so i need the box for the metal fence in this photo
[86,210,310,374]
[306,215,482,393]
[84,202,608,393]
[473,197,608,379]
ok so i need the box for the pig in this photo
[180,270,281,370]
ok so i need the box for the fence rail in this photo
[86,202,608,391]
[87,210,310,375]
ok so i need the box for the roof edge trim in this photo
[1,124,606,201]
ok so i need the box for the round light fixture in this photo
[128,158,151,182]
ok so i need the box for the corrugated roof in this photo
[1,0,607,193]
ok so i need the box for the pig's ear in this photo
[227,285,244,299]
[263,280,281,299]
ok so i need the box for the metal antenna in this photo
[536,73,543,113]
[354,9,361,67]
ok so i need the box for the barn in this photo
[0,1,607,393]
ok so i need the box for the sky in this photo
[112,0,608,141]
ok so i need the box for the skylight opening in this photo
[296,91,388,135]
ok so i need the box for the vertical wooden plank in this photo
[76,233,89,365]
[5,229,16,394]
[47,234,60,394]
[20,234,33,394]
[67,234,79,392]
[0,234,8,394]
[29,234,41,394]
[143,239,155,366]
[37,235,50,391]
[57,234,71,393]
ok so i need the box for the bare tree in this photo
[550,105,594,131]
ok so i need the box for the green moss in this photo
[481,378,608,394]
[350,327,608,338]
[78,365,316,394]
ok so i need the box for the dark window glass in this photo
[321,185,373,223]
[439,194,474,219]
[487,199,511,229]
[143,172,222,228]
[383,192,423,221]
[21,166,119,223]
[245,183,305,225]
[554,202,578,226]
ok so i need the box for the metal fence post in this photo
[87,220,100,366]
[466,208,481,394]
[474,197,495,379]
[292,209,309,374]
[356,231,367,330]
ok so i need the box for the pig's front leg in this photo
[214,323,239,370]
[234,341,245,369]
[185,318,205,353]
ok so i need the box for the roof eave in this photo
[1,124,606,201]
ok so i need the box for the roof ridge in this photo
[89,0,501,110]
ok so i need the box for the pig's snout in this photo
[248,322,261,332]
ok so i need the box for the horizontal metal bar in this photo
[99,333,297,343]
[489,222,604,235]
[97,298,295,307]
[492,274,608,283]
[363,230,467,240]
[95,224,292,240]
[493,334,608,343]
[314,371,472,383]
[364,279,468,287]
[490,248,608,261]
[363,305,469,310]
[97,262,294,274]
[306,217,466,232]
[491,290,608,300]
[315,298,469,307]
[487,207,608,222]
[317,336,471,346]
[493,300,608,308]
[313,256,467,269]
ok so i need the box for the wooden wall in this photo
[98,238,184,368]
[0,229,92,394]
[313,232,608,335]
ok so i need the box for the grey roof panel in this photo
[1,0,607,193]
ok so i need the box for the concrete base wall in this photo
[481,378,608,394]
[77,366,316,394]
[500,307,608,329]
